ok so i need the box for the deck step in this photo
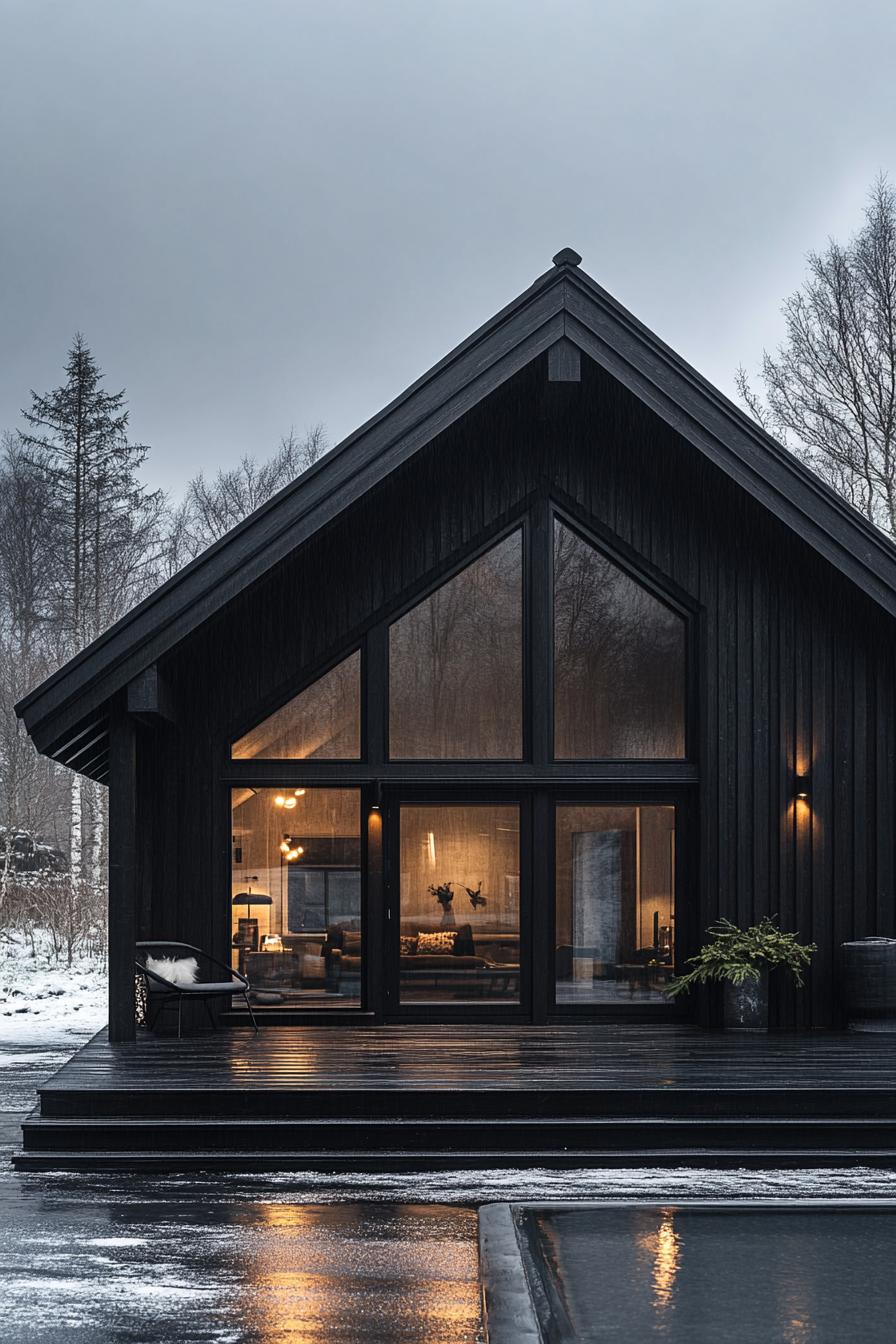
[14,1147,896,1172]
[36,1085,896,1120]
[21,1025,896,1171]
[21,1113,896,1154]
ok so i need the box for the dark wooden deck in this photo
[17,1024,896,1171]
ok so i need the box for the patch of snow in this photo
[0,930,106,1045]
[84,1237,150,1247]
[21,1164,896,1205]
[207,1165,896,1203]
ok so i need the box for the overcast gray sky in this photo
[2,0,895,496]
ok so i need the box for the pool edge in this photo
[479,1202,542,1343]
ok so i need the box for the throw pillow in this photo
[399,935,418,956]
[144,954,200,987]
[417,930,457,954]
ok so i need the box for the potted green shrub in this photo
[667,916,816,1030]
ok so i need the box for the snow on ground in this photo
[0,931,106,1050]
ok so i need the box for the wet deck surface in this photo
[43,1022,896,1095]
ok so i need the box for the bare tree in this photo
[737,176,896,535]
[168,424,328,568]
[0,436,70,920]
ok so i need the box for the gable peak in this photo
[552,247,582,268]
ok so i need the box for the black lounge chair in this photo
[135,940,259,1036]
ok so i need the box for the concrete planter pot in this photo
[722,968,769,1031]
[841,938,896,1032]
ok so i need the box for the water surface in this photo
[524,1205,896,1343]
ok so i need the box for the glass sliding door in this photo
[397,803,521,1006]
[230,786,362,1007]
[554,804,676,1007]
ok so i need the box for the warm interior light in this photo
[274,794,286,807]
[283,796,297,809]
[294,788,306,797]
[279,839,290,854]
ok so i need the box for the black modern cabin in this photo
[17,249,896,1053]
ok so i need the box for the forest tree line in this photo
[0,334,325,959]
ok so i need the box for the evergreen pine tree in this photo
[19,334,163,647]
[19,336,164,884]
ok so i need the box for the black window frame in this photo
[220,488,699,1022]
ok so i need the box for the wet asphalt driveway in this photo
[0,1043,481,1344]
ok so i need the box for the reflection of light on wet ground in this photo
[1,1197,481,1344]
[242,1203,480,1344]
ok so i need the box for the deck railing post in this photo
[108,706,138,1042]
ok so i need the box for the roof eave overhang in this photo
[18,267,573,753]
[19,257,896,763]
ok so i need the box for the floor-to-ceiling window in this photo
[225,500,691,1019]
[230,787,362,1007]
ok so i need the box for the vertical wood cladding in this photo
[151,354,895,1027]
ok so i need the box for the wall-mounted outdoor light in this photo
[795,771,811,801]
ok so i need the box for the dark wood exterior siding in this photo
[138,354,896,1028]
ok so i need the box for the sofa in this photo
[323,921,520,997]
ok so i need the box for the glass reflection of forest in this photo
[554,521,685,759]
[389,531,523,760]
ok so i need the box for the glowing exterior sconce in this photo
[795,771,811,801]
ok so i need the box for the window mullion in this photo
[529,495,553,767]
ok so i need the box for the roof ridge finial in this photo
[552,247,582,268]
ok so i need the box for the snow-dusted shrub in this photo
[2,870,106,967]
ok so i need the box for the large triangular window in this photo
[231,651,361,759]
[389,530,523,759]
[554,521,686,759]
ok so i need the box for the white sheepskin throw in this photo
[144,955,199,986]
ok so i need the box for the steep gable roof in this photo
[18,248,896,775]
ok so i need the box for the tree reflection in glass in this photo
[389,531,522,759]
[554,521,685,759]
